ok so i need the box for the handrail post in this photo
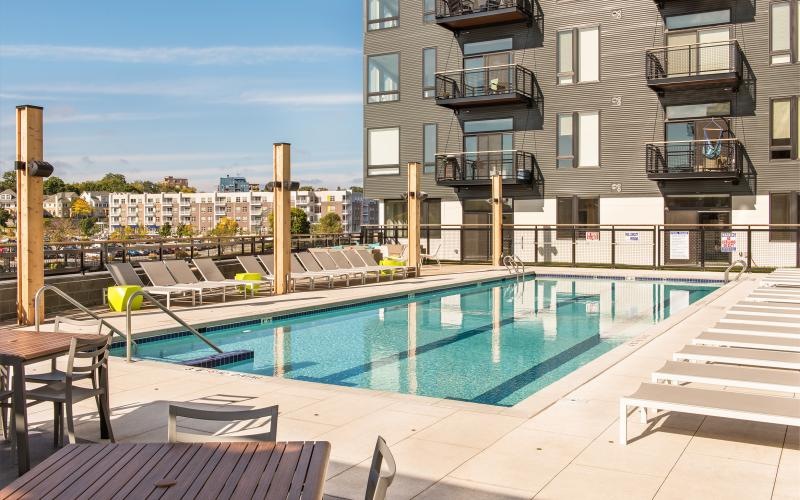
[747,225,753,270]
[611,226,616,269]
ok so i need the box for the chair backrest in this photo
[165,260,201,284]
[356,249,380,265]
[310,250,338,271]
[167,404,279,443]
[54,316,104,336]
[237,255,267,276]
[329,250,356,270]
[106,262,145,287]
[343,250,367,268]
[193,258,226,282]
[296,251,325,272]
[257,254,275,275]
[139,261,178,287]
[365,436,396,500]
[290,254,308,274]
[66,335,111,381]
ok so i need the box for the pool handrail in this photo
[124,289,222,362]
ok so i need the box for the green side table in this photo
[379,258,406,276]
[107,285,143,312]
[235,272,262,293]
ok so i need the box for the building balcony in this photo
[646,40,746,93]
[435,150,541,187]
[645,138,750,181]
[435,64,541,110]
[435,0,542,32]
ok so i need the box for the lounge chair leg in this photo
[619,401,628,446]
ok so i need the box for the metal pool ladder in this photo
[724,258,749,283]
[502,254,525,278]
[124,289,222,362]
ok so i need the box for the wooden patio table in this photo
[0,441,331,500]
[0,328,107,476]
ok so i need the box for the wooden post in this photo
[273,143,291,295]
[16,105,45,326]
[492,172,503,266]
[407,162,422,276]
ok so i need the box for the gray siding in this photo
[363,0,800,205]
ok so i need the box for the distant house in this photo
[80,191,110,217]
[43,192,78,218]
[0,189,16,214]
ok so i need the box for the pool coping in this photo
[109,267,738,416]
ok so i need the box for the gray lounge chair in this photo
[691,332,800,352]
[310,250,367,284]
[106,262,195,308]
[345,249,404,279]
[195,257,273,295]
[258,254,326,290]
[674,345,800,370]
[296,251,354,286]
[165,260,244,298]
[328,249,380,283]
[356,248,416,277]
[139,261,222,304]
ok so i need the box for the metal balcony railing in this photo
[646,40,744,91]
[435,150,540,186]
[435,0,543,31]
[645,138,748,180]
[435,64,541,109]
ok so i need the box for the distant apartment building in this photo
[363,0,800,263]
[107,189,375,235]
[248,182,262,191]
[80,191,110,218]
[218,175,251,193]
[43,192,78,218]
[162,176,189,189]
[0,189,16,214]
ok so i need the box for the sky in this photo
[0,0,363,191]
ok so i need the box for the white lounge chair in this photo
[652,360,800,394]
[707,322,800,340]
[139,261,223,304]
[106,262,195,308]
[295,251,354,286]
[724,306,800,320]
[195,257,273,294]
[719,313,800,329]
[691,332,800,352]
[619,383,800,446]
[165,260,242,298]
[309,250,367,284]
[258,254,329,290]
[328,249,381,282]
[346,249,406,279]
[674,345,800,370]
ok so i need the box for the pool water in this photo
[119,277,718,406]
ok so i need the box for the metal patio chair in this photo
[167,403,279,443]
[365,436,396,500]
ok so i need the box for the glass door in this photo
[464,52,510,98]
[464,132,513,179]
[665,122,695,172]
[697,27,730,74]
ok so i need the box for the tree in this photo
[45,218,78,241]
[349,186,364,193]
[314,212,343,234]
[70,198,93,218]
[158,222,172,237]
[110,226,134,241]
[43,176,66,195]
[267,208,310,235]
[0,208,11,228]
[176,224,194,238]
[78,217,98,238]
[97,173,129,192]
[0,171,15,192]
[211,217,239,236]
[298,185,315,191]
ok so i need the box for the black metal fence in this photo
[435,0,538,20]
[0,233,361,280]
[435,64,540,105]
[645,40,743,81]
[362,224,800,270]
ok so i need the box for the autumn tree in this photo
[314,212,343,234]
[176,224,194,238]
[211,217,239,236]
[158,222,172,237]
[70,198,93,218]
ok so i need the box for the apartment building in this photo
[79,191,110,218]
[0,190,16,214]
[43,192,78,218]
[108,189,374,235]
[363,0,800,262]
[218,175,252,193]
[162,176,189,188]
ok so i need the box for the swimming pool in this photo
[118,276,718,406]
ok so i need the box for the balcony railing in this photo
[646,40,744,92]
[645,138,748,180]
[435,0,543,31]
[435,64,541,110]
[435,150,540,187]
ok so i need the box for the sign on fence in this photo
[721,232,737,253]
[624,232,640,242]
[585,231,600,241]
[670,231,690,260]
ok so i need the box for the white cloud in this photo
[238,92,362,106]
[0,44,360,65]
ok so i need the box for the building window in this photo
[770,2,797,64]
[423,47,437,98]
[423,123,437,174]
[422,198,441,239]
[368,127,400,176]
[665,9,731,30]
[463,117,513,134]
[557,111,600,168]
[770,193,798,241]
[367,53,399,103]
[423,0,435,22]
[384,200,407,225]
[463,38,513,56]
[557,26,599,85]
[367,0,398,30]
[557,196,600,239]
[665,102,731,120]
[771,97,797,160]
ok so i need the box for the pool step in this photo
[182,350,255,369]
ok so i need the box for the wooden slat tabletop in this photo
[0,329,98,364]
[0,441,331,500]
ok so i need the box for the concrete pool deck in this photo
[2,267,798,499]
